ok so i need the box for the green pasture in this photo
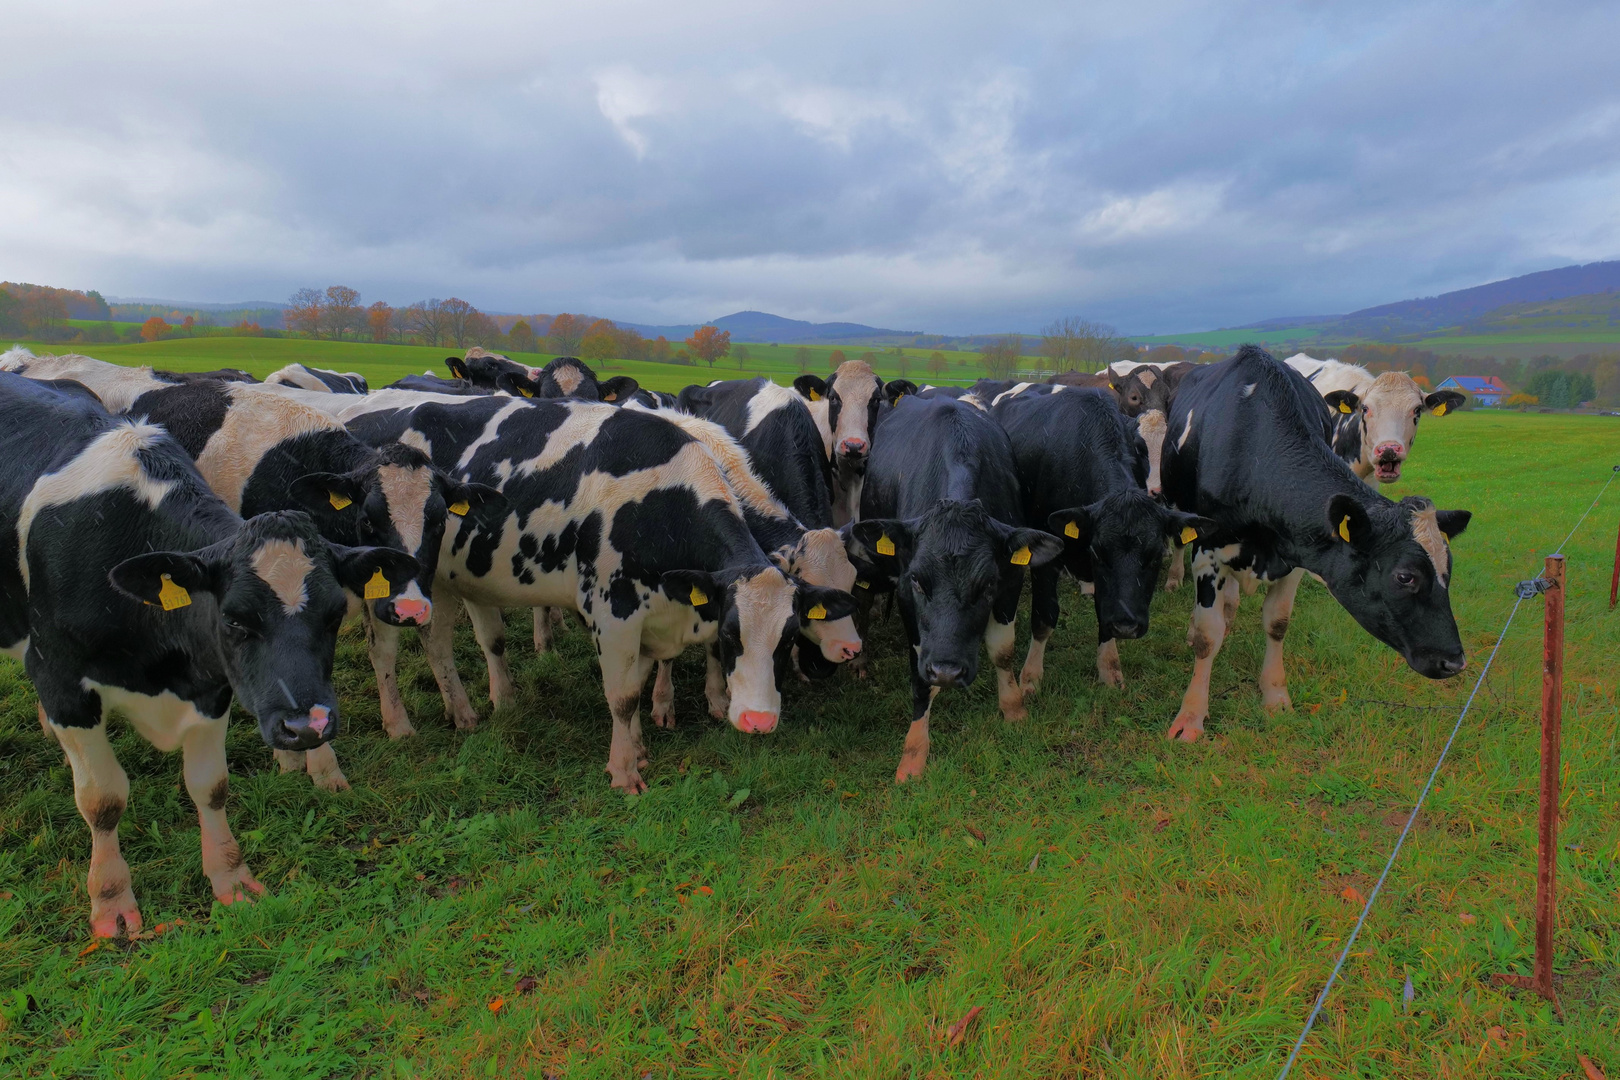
[1,395,1618,1075]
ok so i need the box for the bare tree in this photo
[466,310,501,347]
[389,304,412,344]
[407,299,448,347]
[979,334,1022,380]
[795,346,813,373]
[1041,317,1133,374]
[441,298,475,348]
[323,285,361,340]
[286,287,323,338]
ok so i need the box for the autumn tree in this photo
[795,346,813,373]
[508,319,537,354]
[829,348,846,370]
[548,313,584,355]
[389,305,411,344]
[733,344,751,369]
[441,297,475,348]
[686,325,732,367]
[614,326,647,362]
[467,310,501,347]
[581,328,617,366]
[928,350,947,376]
[140,316,170,342]
[286,287,323,337]
[979,335,1022,380]
[651,335,673,363]
[181,315,197,337]
[367,301,394,343]
[323,285,362,339]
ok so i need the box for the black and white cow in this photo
[1160,346,1471,742]
[676,377,835,528]
[791,359,912,525]
[0,373,416,936]
[444,346,542,390]
[155,367,258,384]
[388,372,488,396]
[0,348,248,412]
[120,379,504,786]
[264,363,369,394]
[994,386,1213,691]
[851,394,1064,782]
[335,393,857,792]
[1284,354,1465,485]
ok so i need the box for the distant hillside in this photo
[1345,260,1620,329]
[623,309,919,344]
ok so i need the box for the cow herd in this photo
[0,343,1472,937]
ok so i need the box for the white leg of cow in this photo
[533,606,555,654]
[985,617,1025,721]
[301,743,351,792]
[1019,629,1050,696]
[896,686,940,784]
[1164,539,1187,591]
[651,660,676,729]
[38,703,67,764]
[365,610,415,739]
[704,643,729,720]
[598,626,652,792]
[464,600,518,710]
[422,597,479,731]
[1096,638,1124,689]
[1259,567,1305,715]
[272,749,306,774]
[1168,550,1239,742]
[180,710,263,906]
[53,719,140,938]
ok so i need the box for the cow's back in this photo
[865,395,1023,524]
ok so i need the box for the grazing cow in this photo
[0,373,415,936]
[852,395,1064,782]
[1161,346,1471,742]
[0,348,246,412]
[444,346,543,390]
[791,360,912,525]
[1284,354,1465,484]
[994,387,1212,691]
[121,379,504,786]
[264,364,368,394]
[337,395,857,792]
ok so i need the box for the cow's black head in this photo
[1319,494,1471,678]
[848,500,1062,687]
[498,357,640,404]
[447,347,541,391]
[110,511,417,750]
[1049,493,1215,641]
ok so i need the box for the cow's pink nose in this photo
[839,437,867,455]
[1374,442,1405,459]
[828,640,861,661]
[736,710,778,734]
[307,705,331,735]
[393,597,430,624]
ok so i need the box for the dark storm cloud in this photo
[2,0,1616,333]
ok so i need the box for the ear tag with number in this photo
[807,603,827,620]
[158,573,191,611]
[689,585,709,606]
[1338,401,1353,414]
[1432,402,1447,416]
[855,579,870,589]
[328,491,353,511]
[519,387,534,398]
[1338,515,1352,543]
[1063,521,1080,539]
[809,389,822,401]
[603,393,617,402]
[448,499,470,516]
[1009,546,1031,566]
[876,533,895,556]
[364,568,391,600]
[1180,526,1198,545]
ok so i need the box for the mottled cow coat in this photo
[0,373,414,936]
[0,347,242,412]
[264,363,369,394]
[1160,346,1471,743]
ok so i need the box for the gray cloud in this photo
[2,0,1616,333]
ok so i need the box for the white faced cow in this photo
[1284,354,1464,485]
[791,360,913,526]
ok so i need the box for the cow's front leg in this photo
[53,717,140,937]
[1168,547,1239,742]
[301,743,351,792]
[988,577,1025,720]
[704,642,729,720]
[1021,563,1059,696]
[599,625,652,792]
[364,610,415,738]
[896,676,939,784]
[464,601,517,709]
[1260,567,1305,714]
[421,596,480,730]
[1164,538,1187,591]
[180,710,263,906]
[651,660,676,728]
[1096,638,1123,690]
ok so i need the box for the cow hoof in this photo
[1163,578,1181,593]
[607,770,648,794]
[383,719,417,740]
[452,710,479,732]
[1262,690,1293,715]
[90,890,143,939]
[272,749,305,774]
[1000,702,1028,722]
[1098,667,1125,690]
[1166,714,1205,742]
[894,761,926,784]
[1019,674,1042,696]
[652,710,676,729]
[210,866,264,906]
[313,771,352,793]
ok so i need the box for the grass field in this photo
[1,371,1618,1075]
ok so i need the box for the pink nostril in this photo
[840,438,866,454]
[393,597,430,624]
[736,710,778,734]
[307,705,331,735]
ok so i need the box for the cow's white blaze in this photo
[251,538,314,614]
[1410,505,1451,586]
[829,359,879,453]
[726,568,795,728]
[781,528,861,659]
[377,463,432,555]
[1137,409,1169,493]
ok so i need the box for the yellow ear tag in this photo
[1432,402,1447,416]
[807,603,827,620]
[876,534,895,556]
[520,387,534,398]
[1063,521,1080,539]
[364,567,391,600]
[1010,546,1031,566]
[1338,401,1353,414]
[603,393,616,402]
[689,585,709,606]
[1180,526,1198,545]
[1338,515,1352,543]
[328,491,352,511]
[448,499,470,516]
[855,579,870,589]
[809,389,822,402]
[158,573,191,611]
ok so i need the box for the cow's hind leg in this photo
[365,610,415,739]
[1021,563,1059,696]
[1260,567,1305,715]
[421,596,479,730]
[52,717,140,937]
[1168,547,1239,742]
[651,659,676,728]
[181,709,263,905]
[532,606,564,653]
[464,601,518,710]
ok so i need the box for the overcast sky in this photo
[3,1,1617,334]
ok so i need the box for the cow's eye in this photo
[222,614,257,636]
[1394,570,1418,590]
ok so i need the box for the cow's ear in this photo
[797,584,857,625]
[1326,493,1375,550]
[1164,511,1219,545]
[1047,506,1092,547]
[495,371,539,398]
[883,379,918,406]
[996,523,1065,569]
[793,374,828,402]
[445,356,469,380]
[330,545,420,600]
[1323,390,1360,416]
[1435,510,1471,540]
[661,570,722,617]
[290,472,365,516]
[1424,390,1465,417]
[848,519,913,566]
[599,376,639,404]
[438,476,507,520]
[109,550,216,609]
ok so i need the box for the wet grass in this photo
[1,411,1618,1077]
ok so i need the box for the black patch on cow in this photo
[128,380,232,459]
[606,570,643,620]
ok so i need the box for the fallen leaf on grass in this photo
[1340,886,1366,905]
[515,975,538,995]
[488,996,506,1014]
[1578,1053,1607,1080]
[77,943,100,958]
[0,891,12,900]
[1027,853,1040,872]
[1153,812,1171,833]
[129,920,183,941]
[1486,1025,1508,1049]
[945,1005,983,1046]
[1459,913,1477,924]
[965,825,986,843]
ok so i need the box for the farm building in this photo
[1436,374,1506,406]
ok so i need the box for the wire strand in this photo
[1552,466,1619,555]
